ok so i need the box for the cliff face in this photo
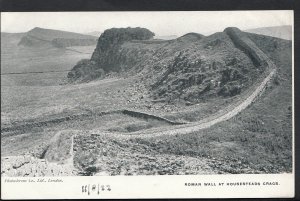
[67,27,203,82]
[68,27,287,104]
[68,27,155,81]
[90,27,155,72]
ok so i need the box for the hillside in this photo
[245,25,292,40]
[68,27,268,104]
[1,32,25,48]
[18,27,98,48]
[69,27,292,175]
[1,32,25,40]
[154,35,178,40]
[1,26,292,176]
[86,31,102,37]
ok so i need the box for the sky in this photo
[1,11,293,36]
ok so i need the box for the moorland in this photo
[1,26,292,176]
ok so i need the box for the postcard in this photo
[1,10,294,199]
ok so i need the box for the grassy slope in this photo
[1,34,96,156]
[245,25,292,40]
[1,33,96,122]
[73,134,218,176]
[127,35,293,174]
[73,33,292,175]
[1,33,94,86]
[1,44,93,75]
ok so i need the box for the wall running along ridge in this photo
[1,28,278,175]
[92,27,277,138]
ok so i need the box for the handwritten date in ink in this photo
[82,184,111,195]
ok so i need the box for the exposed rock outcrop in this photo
[90,27,155,67]
[67,27,285,104]
[68,27,155,81]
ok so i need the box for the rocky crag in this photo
[67,27,155,81]
[68,27,281,105]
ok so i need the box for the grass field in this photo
[1,34,97,156]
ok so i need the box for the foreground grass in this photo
[127,43,293,174]
[75,81,292,175]
[73,39,293,175]
[73,78,292,175]
[133,86,292,173]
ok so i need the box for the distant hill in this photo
[245,25,292,40]
[1,32,25,50]
[18,27,98,48]
[86,31,102,37]
[175,33,204,42]
[1,32,25,38]
[154,35,178,40]
[1,32,25,43]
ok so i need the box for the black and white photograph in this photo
[0,10,295,198]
